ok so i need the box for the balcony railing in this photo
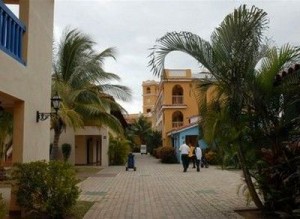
[172,121,183,128]
[0,1,26,64]
[172,95,183,104]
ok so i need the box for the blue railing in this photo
[0,1,26,64]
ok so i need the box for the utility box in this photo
[140,145,147,155]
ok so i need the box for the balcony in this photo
[0,1,26,64]
[172,95,183,104]
[172,121,183,128]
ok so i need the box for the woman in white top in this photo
[195,145,202,172]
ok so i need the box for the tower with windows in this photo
[142,80,159,115]
[143,69,199,147]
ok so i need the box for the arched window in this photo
[146,108,151,113]
[172,111,183,128]
[146,87,151,94]
[172,85,183,104]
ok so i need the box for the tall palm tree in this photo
[126,115,152,146]
[251,46,300,144]
[149,4,300,209]
[149,5,269,208]
[246,48,300,213]
[51,28,131,160]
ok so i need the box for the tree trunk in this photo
[237,144,264,209]
[50,129,62,160]
[0,140,4,167]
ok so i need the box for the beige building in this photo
[0,0,54,213]
[143,69,200,147]
[0,0,54,163]
[53,108,129,167]
[0,0,116,168]
[51,127,109,166]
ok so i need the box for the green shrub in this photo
[160,146,178,163]
[61,143,72,162]
[108,137,130,165]
[11,160,80,218]
[146,130,162,155]
[204,149,218,165]
[132,146,140,153]
[154,146,163,159]
[0,193,6,219]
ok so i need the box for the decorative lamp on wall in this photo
[36,93,61,122]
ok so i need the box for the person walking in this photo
[188,143,196,168]
[179,141,190,172]
[195,144,202,172]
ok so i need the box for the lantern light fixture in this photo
[36,93,61,122]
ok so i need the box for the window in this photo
[172,85,183,104]
[172,111,183,128]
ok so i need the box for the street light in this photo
[36,93,61,122]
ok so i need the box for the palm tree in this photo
[250,46,300,152]
[126,115,152,147]
[149,4,300,209]
[146,130,162,155]
[247,47,300,212]
[149,5,270,208]
[51,28,131,160]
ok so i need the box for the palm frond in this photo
[96,47,117,64]
[149,31,213,77]
[257,45,300,92]
[97,84,132,102]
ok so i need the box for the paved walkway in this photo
[78,153,254,219]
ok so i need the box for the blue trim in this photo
[170,125,209,162]
[0,1,26,65]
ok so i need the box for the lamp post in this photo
[36,93,61,122]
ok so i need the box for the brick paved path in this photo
[79,153,254,219]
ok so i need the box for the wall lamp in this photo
[36,94,61,122]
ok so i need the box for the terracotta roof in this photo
[167,122,199,136]
[273,64,300,86]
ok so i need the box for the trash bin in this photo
[126,153,136,171]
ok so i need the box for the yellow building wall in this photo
[142,80,159,114]
[0,0,54,162]
[148,69,199,147]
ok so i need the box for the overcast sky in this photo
[53,0,300,114]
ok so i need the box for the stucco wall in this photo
[160,78,199,147]
[51,126,109,166]
[0,0,54,162]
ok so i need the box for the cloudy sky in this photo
[53,0,300,114]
